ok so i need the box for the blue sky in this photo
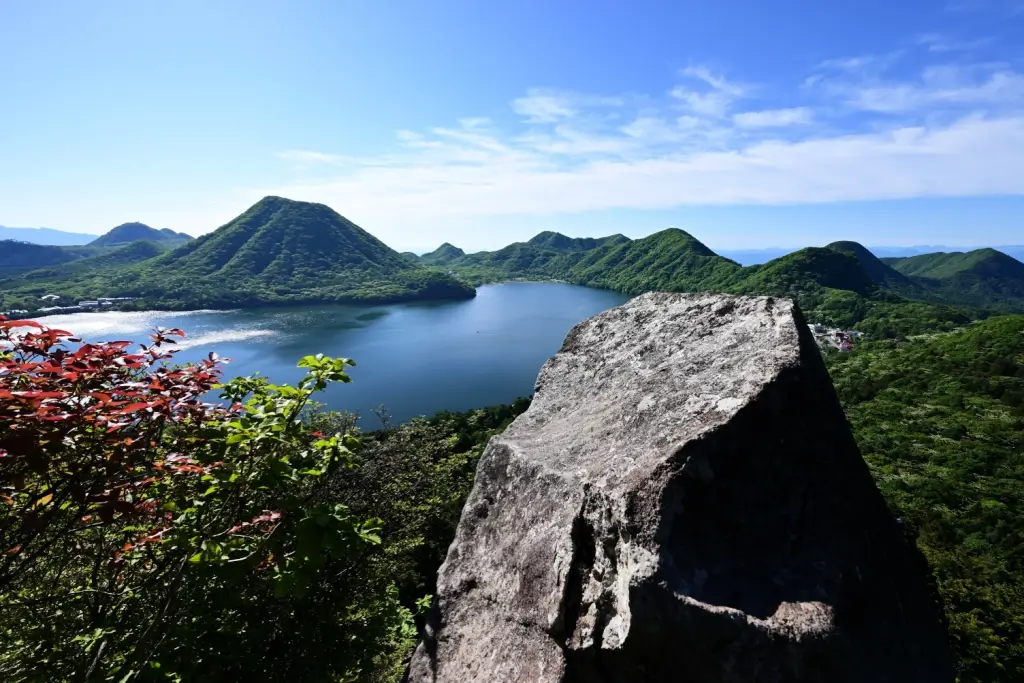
[2,0,1024,252]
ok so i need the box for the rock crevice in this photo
[406,292,952,683]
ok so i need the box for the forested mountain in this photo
[5,207,1022,322]
[417,243,465,266]
[825,240,926,297]
[14,240,169,282]
[882,249,1024,312]
[559,228,743,292]
[0,241,85,276]
[525,230,629,252]
[89,222,192,248]
[0,197,475,310]
[425,230,1024,330]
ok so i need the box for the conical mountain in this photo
[419,242,466,266]
[83,197,474,308]
[90,222,192,247]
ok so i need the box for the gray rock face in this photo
[407,292,952,683]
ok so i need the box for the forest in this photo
[2,307,1023,682]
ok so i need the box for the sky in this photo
[2,0,1024,252]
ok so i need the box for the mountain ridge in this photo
[90,222,192,248]
[1,197,475,310]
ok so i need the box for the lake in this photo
[38,283,630,424]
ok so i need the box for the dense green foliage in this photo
[88,223,192,248]
[884,249,1024,312]
[0,323,420,682]
[17,240,169,281]
[0,198,475,311]
[0,241,83,277]
[526,231,630,252]
[827,316,1024,682]
[824,240,927,298]
[0,316,529,681]
[0,223,187,279]
[416,243,465,266]
[433,229,1024,334]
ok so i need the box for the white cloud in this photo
[671,65,748,118]
[277,150,347,165]
[511,90,624,123]
[733,107,814,128]
[680,65,746,97]
[915,33,995,52]
[846,66,1024,113]
[260,58,1024,241]
[263,116,1024,226]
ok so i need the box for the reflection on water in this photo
[36,283,630,423]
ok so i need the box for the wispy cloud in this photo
[670,66,748,118]
[262,57,1024,234]
[278,150,347,166]
[733,107,814,128]
[511,89,624,123]
[819,62,1024,113]
[915,33,996,52]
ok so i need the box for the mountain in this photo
[81,197,475,308]
[560,228,742,293]
[89,222,192,248]
[739,247,878,297]
[825,241,926,298]
[418,243,465,266]
[715,244,1024,266]
[0,226,97,246]
[0,241,84,277]
[449,232,638,283]
[15,240,169,282]
[525,231,630,252]
[883,248,1024,312]
[871,244,1024,263]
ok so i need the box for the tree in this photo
[0,318,412,682]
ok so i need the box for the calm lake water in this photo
[39,283,630,424]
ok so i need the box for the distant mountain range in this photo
[0,198,473,310]
[407,229,1024,324]
[0,225,97,246]
[88,222,192,248]
[0,222,193,278]
[3,199,1023,327]
[0,222,192,249]
[8,221,1021,266]
[715,245,1024,266]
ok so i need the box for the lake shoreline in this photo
[28,283,630,422]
